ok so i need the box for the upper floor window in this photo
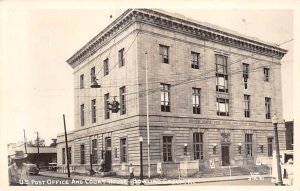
[119,48,125,67]
[264,68,269,82]
[90,67,95,83]
[104,58,109,76]
[91,99,96,123]
[104,93,110,119]
[191,52,200,69]
[80,104,85,126]
[216,54,228,74]
[159,45,169,64]
[216,98,229,116]
[265,97,271,119]
[244,95,250,118]
[80,74,84,89]
[216,74,228,93]
[160,83,170,112]
[192,88,201,114]
[243,63,249,89]
[120,86,126,115]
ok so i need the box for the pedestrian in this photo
[128,163,134,186]
[8,150,29,186]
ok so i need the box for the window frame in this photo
[104,93,110,119]
[80,144,85,164]
[216,73,228,93]
[91,99,96,123]
[265,97,271,119]
[119,48,125,67]
[80,74,84,89]
[120,86,126,115]
[90,67,95,83]
[192,88,201,114]
[159,45,169,64]
[104,58,109,76]
[216,98,229,116]
[244,95,250,118]
[245,134,253,157]
[120,138,127,163]
[80,104,85,126]
[193,133,204,160]
[68,147,72,164]
[267,137,273,157]
[191,52,200,69]
[215,54,228,74]
[160,83,171,112]
[62,148,66,164]
[91,139,98,164]
[162,136,173,162]
[264,67,269,82]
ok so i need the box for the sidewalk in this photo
[38,171,271,186]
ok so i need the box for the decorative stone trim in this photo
[67,9,287,68]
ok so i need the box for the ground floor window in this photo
[120,138,127,162]
[92,139,98,164]
[245,134,253,157]
[268,137,273,157]
[80,144,85,164]
[62,148,65,164]
[193,133,204,160]
[163,136,173,162]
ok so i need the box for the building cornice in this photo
[67,9,288,68]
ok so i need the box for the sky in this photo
[0,5,294,146]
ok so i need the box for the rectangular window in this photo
[92,139,98,164]
[104,93,110,119]
[120,86,126,115]
[192,88,201,114]
[163,136,173,162]
[268,137,273,157]
[216,74,228,92]
[191,52,200,69]
[80,74,84,89]
[62,148,66,164]
[245,134,253,157]
[80,144,85,164]
[244,95,250,118]
[91,99,96,123]
[159,45,169,64]
[243,63,249,89]
[120,138,127,162]
[193,133,204,160]
[68,147,72,164]
[90,67,95,83]
[160,83,170,112]
[104,58,109,76]
[119,48,125,67]
[216,98,229,116]
[264,68,269,81]
[80,104,85,126]
[265,97,271,119]
[216,54,228,74]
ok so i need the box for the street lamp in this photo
[34,131,40,169]
[139,136,144,185]
[272,113,283,185]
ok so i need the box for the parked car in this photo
[47,163,57,171]
[27,163,39,175]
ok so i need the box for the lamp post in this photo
[139,136,144,185]
[272,113,282,185]
[34,131,40,169]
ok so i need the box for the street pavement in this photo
[186,177,273,186]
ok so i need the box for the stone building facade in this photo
[57,9,287,177]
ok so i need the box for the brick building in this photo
[57,9,287,177]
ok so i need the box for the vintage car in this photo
[27,163,39,175]
[47,163,57,171]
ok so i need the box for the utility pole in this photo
[35,131,40,169]
[145,50,151,178]
[63,114,70,178]
[23,129,27,154]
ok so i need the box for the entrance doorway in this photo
[221,145,230,166]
